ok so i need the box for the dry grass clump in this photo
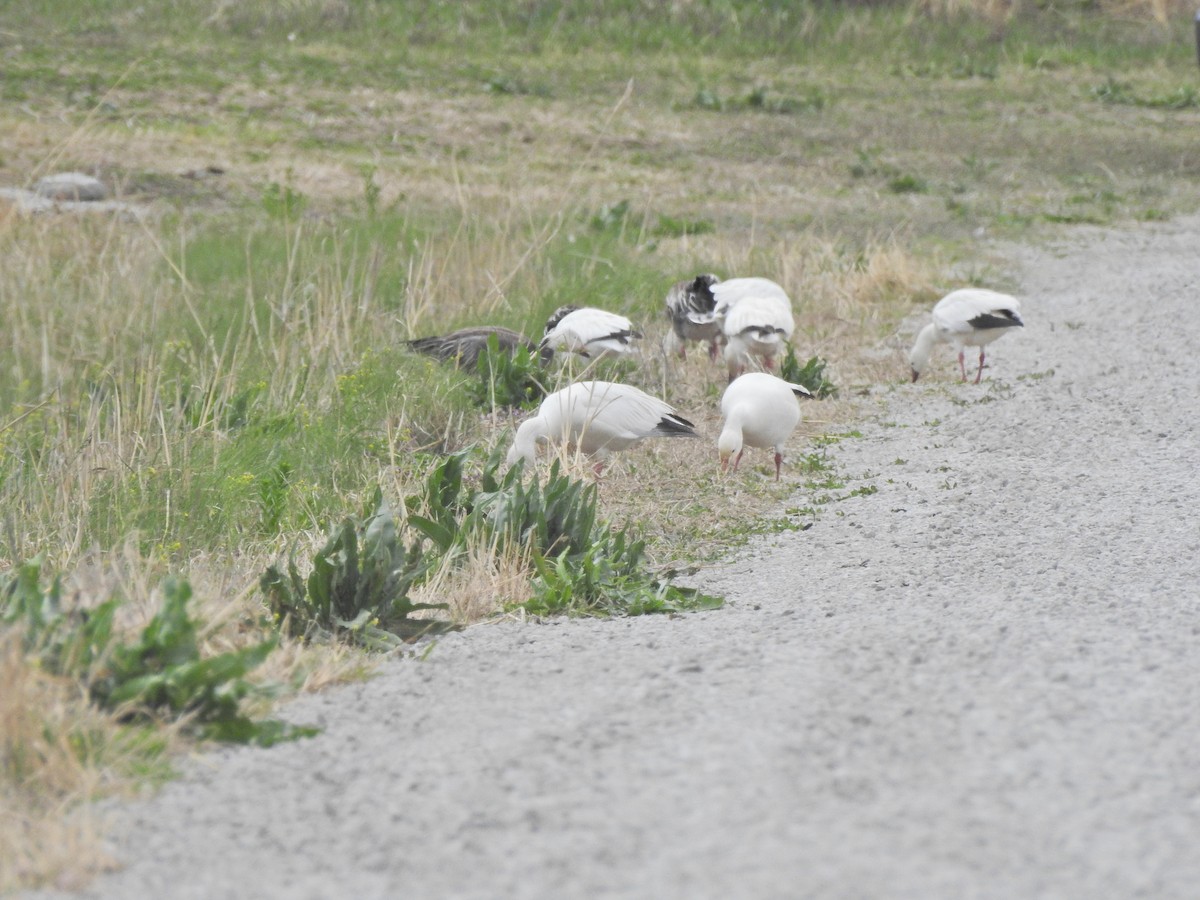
[0,634,124,892]
[409,538,535,625]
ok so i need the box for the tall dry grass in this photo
[1,632,126,892]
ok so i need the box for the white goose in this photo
[909,288,1024,383]
[664,274,722,361]
[718,372,812,481]
[506,380,697,472]
[712,278,796,382]
[540,306,642,360]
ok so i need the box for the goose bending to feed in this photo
[712,277,795,382]
[540,306,642,360]
[718,372,812,481]
[506,380,697,472]
[405,326,543,369]
[665,273,722,361]
[909,288,1024,384]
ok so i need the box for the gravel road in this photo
[34,216,1200,899]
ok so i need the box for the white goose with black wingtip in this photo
[717,372,812,481]
[506,380,697,472]
[711,277,796,382]
[909,288,1024,383]
[540,306,642,360]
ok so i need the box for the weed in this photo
[1,560,304,745]
[260,490,450,651]
[406,448,722,618]
[524,529,723,618]
[468,338,547,411]
[652,214,716,239]
[261,176,307,221]
[843,485,879,499]
[1017,368,1056,381]
[1092,77,1200,109]
[779,350,837,398]
[889,174,929,194]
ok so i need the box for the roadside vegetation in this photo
[3,0,1199,889]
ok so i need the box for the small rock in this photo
[35,172,107,202]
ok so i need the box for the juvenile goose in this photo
[664,274,722,361]
[540,306,642,360]
[909,288,1024,383]
[506,380,697,472]
[712,278,795,382]
[405,326,543,369]
[718,372,812,481]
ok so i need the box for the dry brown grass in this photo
[0,634,125,892]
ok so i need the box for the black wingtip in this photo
[969,309,1023,330]
[656,413,698,437]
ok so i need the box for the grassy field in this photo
[3,0,1200,890]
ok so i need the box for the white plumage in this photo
[540,306,642,360]
[712,278,796,382]
[909,288,1024,383]
[506,380,697,470]
[718,372,812,481]
[664,274,722,361]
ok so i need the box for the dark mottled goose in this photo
[664,273,722,360]
[405,326,542,369]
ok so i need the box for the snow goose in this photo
[712,278,795,382]
[540,306,642,360]
[718,372,812,481]
[506,380,697,471]
[405,326,544,369]
[664,274,722,361]
[909,288,1024,383]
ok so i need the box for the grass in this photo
[3,0,1200,890]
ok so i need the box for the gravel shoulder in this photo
[32,216,1200,899]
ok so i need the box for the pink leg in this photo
[678,345,687,360]
[774,451,783,481]
[732,450,744,472]
[957,350,967,382]
[974,348,985,384]
[764,356,775,371]
[708,341,720,362]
